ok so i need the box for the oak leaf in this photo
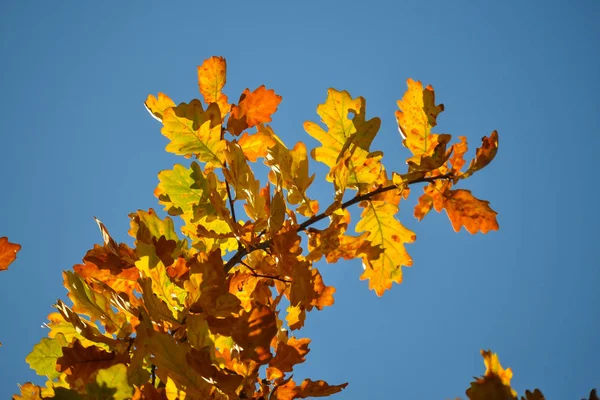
[273,378,348,399]
[237,127,277,162]
[227,85,282,135]
[12,383,44,400]
[466,349,517,400]
[231,303,278,363]
[463,131,499,178]
[0,236,21,271]
[63,271,131,336]
[396,78,445,165]
[443,189,499,234]
[86,364,133,400]
[26,333,68,379]
[144,92,175,123]
[356,201,416,296]
[198,56,230,118]
[304,88,382,190]
[161,100,226,170]
[56,339,129,389]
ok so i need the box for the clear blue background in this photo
[1,1,598,398]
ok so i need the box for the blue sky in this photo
[1,1,598,398]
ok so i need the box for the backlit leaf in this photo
[227,85,282,135]
[463,131,499,179]
[198,56,230,118]
[237,128,277,162]
[63,271,130,336]
[144,92,175,123]
[161,100,226,169]
[356,201,415,296]
[0,236,21,271]
[443,189,499,234]
[396,78,445,165]
[26,333,68,379]
[304,88,382,190]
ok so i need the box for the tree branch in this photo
[223,173,453,273]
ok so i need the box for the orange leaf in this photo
[464,131,499,178]
[12,382,43,400]
[269,337,311,373]
[449,135,468,173]
[443,189,499,234]
[0,236,21,271]
[231,303,278,363]
[273,378,348,399]
[197,56,230,118]
[237,128,277,162]
[227,85,282,135]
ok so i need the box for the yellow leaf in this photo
[266,138,318,217]
[355,201,415,296]
[197,56,230,118]
[396,78,445,164]
[268,190,286,236]
[161,100,226,170]
[144,92,175,123]
[285,304,305,331]
[304,88,382,190]
[237,128,277,162]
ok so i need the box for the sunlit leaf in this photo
[162,100,226,169]
[26,333,68,379]
[396,78,445,165]
[227,86,282,136]
[356,201,415,296]
[198,56,230,118]
[144,92,175,123]
[0,236,21,271]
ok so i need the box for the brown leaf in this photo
[269,337,310,373]
[56,339,129,388]
[231,303,277,363]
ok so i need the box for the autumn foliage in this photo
[3,56,592,399]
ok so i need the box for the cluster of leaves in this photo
[2,55,574,399]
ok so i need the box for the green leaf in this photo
[86,364,133,400]
[128,208,179,243]
[26,333,68,379]
[161,100,226,170]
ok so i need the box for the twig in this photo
[223,173,453,273]
[240,260,291,283]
